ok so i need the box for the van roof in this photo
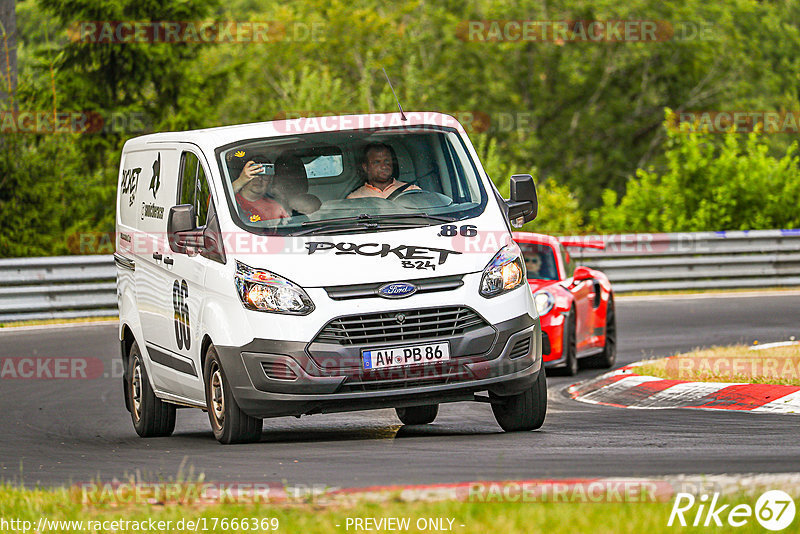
[123,112,467,151]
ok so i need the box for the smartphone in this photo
[255,163,275,176]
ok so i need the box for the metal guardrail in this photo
[565,229,800,293]
[1,229,799,322]
[0,256,117,322]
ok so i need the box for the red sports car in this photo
[513,232,617,376]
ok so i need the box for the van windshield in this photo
[216,127,488,235]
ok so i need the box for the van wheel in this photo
[396,404,439,425]
[127,343,176,437]
[584,294,617,369]
[204,346,262,444]
[490,369,547,432]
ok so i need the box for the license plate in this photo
[362,342,450,370]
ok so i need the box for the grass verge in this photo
[0,484,785,534]
[635,344,800,386]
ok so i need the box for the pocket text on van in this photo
[121,167,142,207]
[305,242,461,265]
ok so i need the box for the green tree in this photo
[1,0,225,256]
[591,110,800,233]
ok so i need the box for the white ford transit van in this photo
[115,112,544,443]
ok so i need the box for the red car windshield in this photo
[519,243,559,281]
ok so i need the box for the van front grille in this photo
[314,306,487,346]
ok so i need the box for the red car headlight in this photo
[533,290,555,316]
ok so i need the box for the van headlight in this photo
[479,243,526,298]
[533,290,555,316]
[235,261,315,315]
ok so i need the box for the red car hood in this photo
[526,279,564,293]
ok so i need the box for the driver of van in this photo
[346,143,421,199]
[232,158,289,222]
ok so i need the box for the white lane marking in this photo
[578,375,663,404]
[750,341,799,351]
[618,290,800,302]
[752,390,800,414]
[631,381,733,408]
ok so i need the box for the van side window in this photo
[179,152,211,228]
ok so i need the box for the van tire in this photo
[396,404,439,425]
[127,343,176,437]
[490,369,547,432]
[204,346,262,444]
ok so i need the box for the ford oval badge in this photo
[377,282,418,299]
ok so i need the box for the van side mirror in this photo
[506,174,538,227]
[168,204,201,254]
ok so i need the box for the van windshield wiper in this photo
[365,213,458,223]
[291,220,419,237]
[289,213,457,236]
[302,213,456,226]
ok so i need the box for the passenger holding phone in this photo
[233,160,288,222]
[232,160,271,193]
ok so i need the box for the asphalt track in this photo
[1,293,799,488]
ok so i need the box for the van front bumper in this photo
[215,313,541,418]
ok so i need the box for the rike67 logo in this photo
[668,490,796,531]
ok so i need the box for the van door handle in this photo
[163,257,174,265]
[152,252,163,261]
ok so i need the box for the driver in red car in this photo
[346,143,420,199]
[525,251,556,280]
[525,253,543,278]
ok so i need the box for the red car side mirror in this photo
[573,266,593,282]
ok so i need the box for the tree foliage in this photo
[591,111,800,233]
[2,0,800,257]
